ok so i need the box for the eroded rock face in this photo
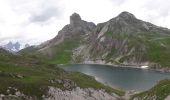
[165,95,170,100]
[28,11,170,68]
[55,79,77,90]
[0,87,34,100]
[49,13,96,45]
[37,13,96,56]
[76,11,170,67]
[118,11,136,20]
[70,13,82,26]
[45,87,120,100]
[0,86,121,100]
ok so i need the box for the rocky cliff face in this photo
[36,13,96,59]
[45,87,120,100]
[0,87,120,100]
[73,12,170,68]
[25,11,170,68]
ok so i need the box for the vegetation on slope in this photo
[0,49,124,99]
[20,32,170,68]
[96,32,170,67]
[146,40,170,67]
[130,79,170,100]
[48,37,81,64]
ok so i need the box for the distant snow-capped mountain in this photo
[0,41,30,52]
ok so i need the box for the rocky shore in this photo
[0,87,122,100]
[45,87,121,100]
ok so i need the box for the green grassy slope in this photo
[0,49,124,99]
[47,37,80,64]
[98,32,170,67]
[136,33,170,67]
[130,79,170,100]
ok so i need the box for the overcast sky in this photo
[0,0,170,45]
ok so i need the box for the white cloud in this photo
[0,0,66,45]
[0,0,170,45]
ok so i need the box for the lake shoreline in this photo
[60,63,170,95]
[60,63,170,73]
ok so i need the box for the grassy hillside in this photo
[130,79,170,100]
[47,37,81,64]
[0,49,124,99]
[134,33,170,67]
[93,32,170,67]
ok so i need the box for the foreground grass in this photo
[0,49,124,99]
[67,72,125,96]
[0,61,61,98]
[130,79,170,100]
[0,63,124,98]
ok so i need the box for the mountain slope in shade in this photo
[21,11,170,68]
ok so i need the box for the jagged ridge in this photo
[21,11,170,68]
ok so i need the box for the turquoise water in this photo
[61,64,170,91]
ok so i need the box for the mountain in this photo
[2,12,170,100]
[24,43,30,48]
[2,41,21,52]
[80,11,170,68]
[1,42,31,52]
[21,13,96,63]
[23,11,170,69]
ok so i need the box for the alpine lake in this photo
[61,64,170,91]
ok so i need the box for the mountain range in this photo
[2,41,21,52]
[22,11,170,69]
[1,42,30,52]
[0,11,170,100]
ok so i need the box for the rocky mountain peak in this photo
[1,41,21,52]
[40,12,96,49]
[117,11,136,20]
[70,13,82,26]
[24,11,170,69]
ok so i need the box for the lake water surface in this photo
[61,64,170,91]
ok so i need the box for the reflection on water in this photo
[61,64,170,91]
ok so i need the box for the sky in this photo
[0,0,170,46]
